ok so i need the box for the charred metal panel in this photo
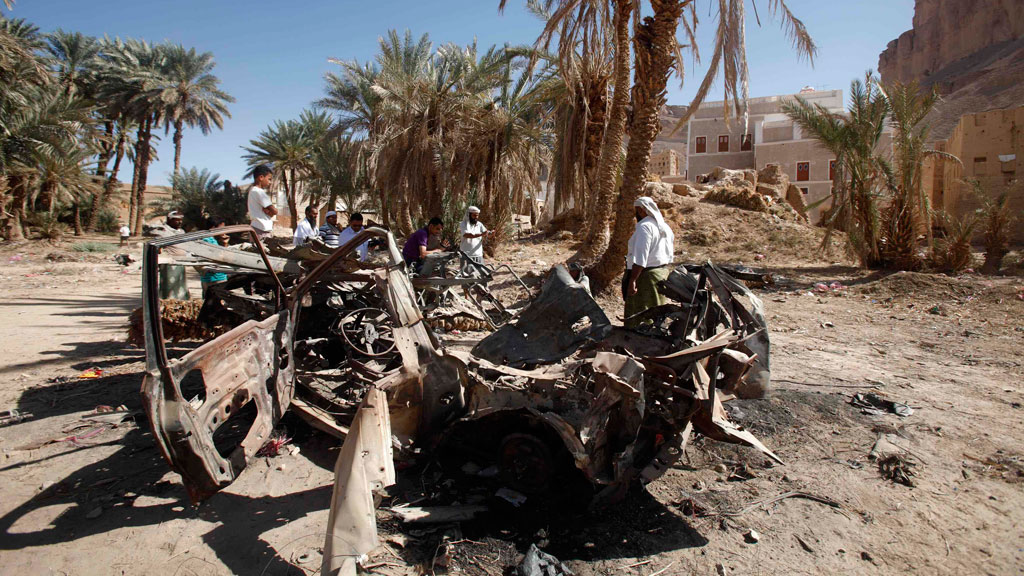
[472,266,610,367]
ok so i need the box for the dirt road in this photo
[0,235,1021,575]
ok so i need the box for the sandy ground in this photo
[0,231,1021,576]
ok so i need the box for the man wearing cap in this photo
[166,210,185,234]
[458,206,490,274]
[119,223,131,246]
[293,204,320,247]
[319,211,342,247]
[624,196,674,329]
[338,212,370,261]
[247,164,277,239]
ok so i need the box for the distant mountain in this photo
[878,0,1024,141]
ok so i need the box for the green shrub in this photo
[28,213,67,240]
[95,208,121,234]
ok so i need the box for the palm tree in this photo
[507,0,631,258]
[1,18,97,240]
[783,74,890,267]
[242,110,329,231]
[882,80,958,266]
[309,135,367,217]
[588,0,816,291]
[37,141,102,234]
[318,31,553,240]
[156,44,234,187]
[44,30,100,96]
[96,38,167,234]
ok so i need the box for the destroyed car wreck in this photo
[138,226,779,575]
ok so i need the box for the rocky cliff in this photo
[879,0,1024,87]
[878,0,1024,140]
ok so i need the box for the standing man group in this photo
[624,197,674,329]
[247,164,277,239]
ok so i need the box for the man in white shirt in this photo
[293,205,320,247]
[338,212,370,261]
[119,223,130,246]
[624,196,675,329]
[247,164,277,239]
[458,206,490,275]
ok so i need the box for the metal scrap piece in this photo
[472,265,610,368]
[321,387,395,576]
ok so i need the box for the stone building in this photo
[924,106,1024,242]
[650,148,681,177]
[681,88,845,220]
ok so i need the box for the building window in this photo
[829,159,836,180]
[801,187,809,195]
[695,136,706,154]
[741,134,753,151]
[797,161,810,181]
[718,135,729,153]
[974,156,987,174]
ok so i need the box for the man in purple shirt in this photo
[402,216,448,272]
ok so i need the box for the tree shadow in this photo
[0,425,337,576]
[14,365,145,420]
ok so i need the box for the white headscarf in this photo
[462,205,481,227]
[633,196,670,238]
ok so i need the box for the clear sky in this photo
[10,0,915,186]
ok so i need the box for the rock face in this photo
[878,0,1024,87]
[878,0,1024,140]
[785,184,809,222]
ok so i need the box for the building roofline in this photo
[665,89,843,115]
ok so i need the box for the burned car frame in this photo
[140,226,779,574]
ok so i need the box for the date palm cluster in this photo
[0,12,233,240]
[246,30,555,249]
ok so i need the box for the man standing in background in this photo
[338,212,370,261]
[247,164,277,239]
[319,211,342,247]
[293,204,320,247]
[458,206,490,275]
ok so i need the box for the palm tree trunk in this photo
[327,189,338,225]
[96,121,115,177]
[589,0,684,293]
[133,117,153,235]
[396,194,414,236]
[172,119,184,190]
[128,123,146,234]
[4,175,27,241]
[578,0,632,263]
[73,201,83,236]
[87,128,127,232]
[287,168,299,231]
[376,188,390,229]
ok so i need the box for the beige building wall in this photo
[650,149,681,177]
[924,106,1024,242]
[683,89,844,222]
[754,140,835,222]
